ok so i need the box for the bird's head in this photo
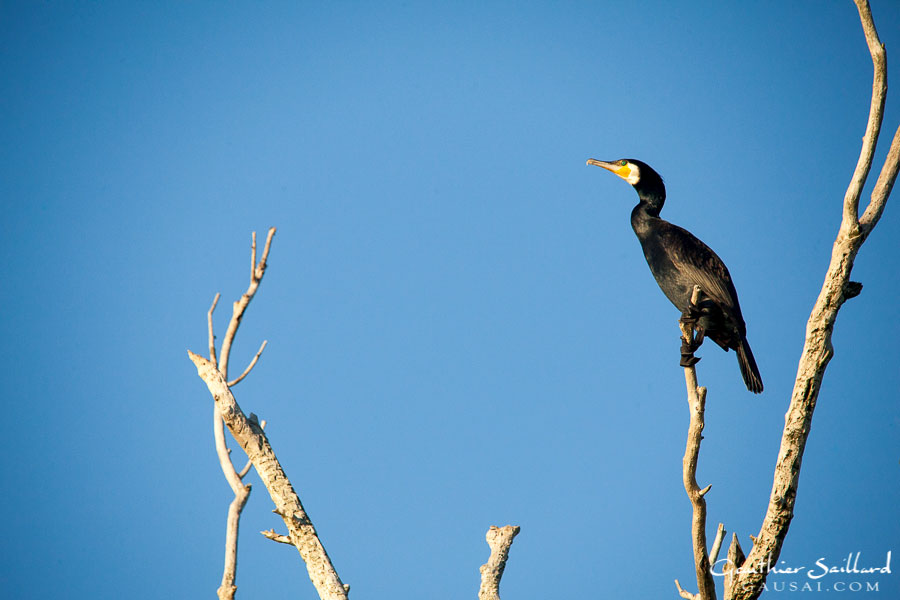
[586,158,665,199]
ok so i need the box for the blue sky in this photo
[2,1,898,598]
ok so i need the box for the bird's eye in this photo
[619,160,627,166]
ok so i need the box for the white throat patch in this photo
[624,163,641,186]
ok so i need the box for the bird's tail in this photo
[737,337,764,394]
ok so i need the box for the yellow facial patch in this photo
[615,164,631,179]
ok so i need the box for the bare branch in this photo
[203,230,276,599]
[219,227,277,379]
[208,293,221,369]
[261,529,294,545]
[238,457,254,480]
[675,579,699,600]
[228,340,268,387]
[709,523,727,568]
[855,0,900,241]
[209,291,249,600]
[256,227,276,280]
[251,231,257,282]
[217,481,251,600]
[723,535,746,600]
[478,525,520,600]
[189,351,349,600]
[214,400,251,600]
[215,410,245,492]
[678,285,716,600]
[731,4,895,598]
[841,0,887,229]
[860,123,900,237]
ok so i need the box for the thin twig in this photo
[228,340,268,387]
[860,123,900,237]
[219,227,277,379]
[261,529,294,545]
[251,231,257,282]
[478,525,520,600]
[208,293,221,369]
[710,523,727,568]
[256,228,275,279]
[675,579,698,600]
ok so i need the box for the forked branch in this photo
[728,3,898,598]
[189,351,349,600]
[218,228,276,380]
[204,228,277,600]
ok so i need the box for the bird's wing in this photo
[659,223,738,311]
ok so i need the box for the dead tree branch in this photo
[228,340,268,387]
[262,528,295,545]
[215,410,252,600]
[709,523,726,573]
[728,3,898,598]
[218,229,276,379]
[675,285,717,600]
[204,228,277,600]
[208,293,221,368]
[842,0,887,228]
[189,351,350,600]
[722,535,746,600]
[478,525,520,600]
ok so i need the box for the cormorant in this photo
[587,158,763,393]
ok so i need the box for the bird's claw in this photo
[680,353,701,367]
[678,339,700,367]
[693,327,705,347]
[680,329,704,367]
[680,301,703,324]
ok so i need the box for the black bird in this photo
[587,158,763,393]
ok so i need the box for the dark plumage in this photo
[587,158,763,393]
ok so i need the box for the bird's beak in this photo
[586,158,630,180]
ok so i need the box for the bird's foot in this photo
[680,353,701,367]
[693,327,705,348]
[679,327,705,367]
[680,338,702,367]
[680,301,703,325]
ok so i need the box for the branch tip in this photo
[710,523,727,566]
[478,525,520,600]
[227,339,268,387]
[674,579,697,600]
[261,529,293,545]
